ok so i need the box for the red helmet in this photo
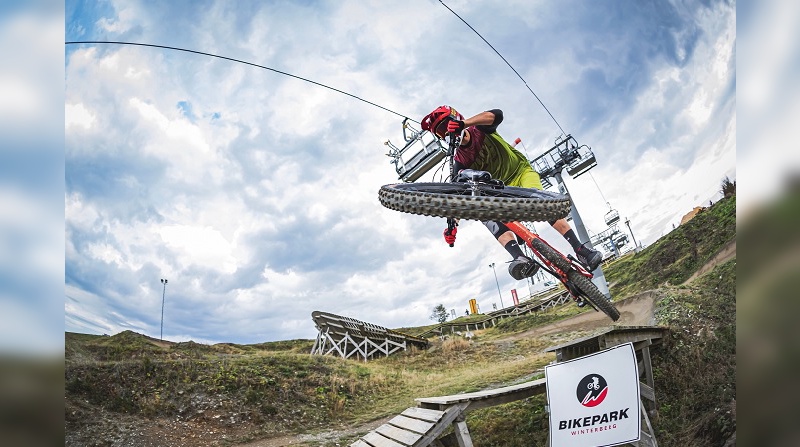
[421,105,464,138]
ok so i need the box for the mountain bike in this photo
[378,131,620,322]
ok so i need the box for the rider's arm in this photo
[468,109,503,133]
[453,159,466,174]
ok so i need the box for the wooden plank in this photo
[545,326,667,354]
[640,382,655,403]
[633,338,653,350]
[642,345,655,389]
[453,420,474,447]
[375,423,421,446]
[464,384,546,412]
[412,403,469,447]
[416,378,546,411]
[639,400,660,447]
[388,415,434,434]
[401,407,445,422]
[363,431,406,447]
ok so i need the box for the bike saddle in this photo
[456,169,492,183]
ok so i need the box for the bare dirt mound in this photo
[506,289,660,344]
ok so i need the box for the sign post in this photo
[545,342,641,447]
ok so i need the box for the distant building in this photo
[680,206,705,225]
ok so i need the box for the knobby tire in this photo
[567,270,621,322]
[530,238,572,273]
[531,238,620,322]
[378,182,571,222]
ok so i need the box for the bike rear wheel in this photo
[531,238,620,322]
[378,182,571,222]
[567,270,621,322]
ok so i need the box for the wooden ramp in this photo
[349,380,545,447]
[311,311,428,361]
[415,378,546,412]
[351,326,666,447]
[349,405,467,447]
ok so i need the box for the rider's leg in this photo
[549,218,602,271]
[484,221,539,280]
[550,219,578,246]
[485,221,523,256]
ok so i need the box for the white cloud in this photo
[158,224,237,273]
[65,103,96,129]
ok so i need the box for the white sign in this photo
[545,342,641,447]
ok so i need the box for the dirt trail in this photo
[507,290,660,344]
[684,239,736,284]
[237,417,393,447]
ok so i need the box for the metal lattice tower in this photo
[527,135,611,299]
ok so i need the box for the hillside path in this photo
[683,239,736,284]
[236,416,393,447]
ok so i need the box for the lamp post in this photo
[489,263,504,309]
[160,278,168,340]
[625,217,639,251]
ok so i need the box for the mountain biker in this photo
[420,105,603,280]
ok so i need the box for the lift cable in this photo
[438,2,616,215]
[438,0,567,137]
[588,171,611,209]
[64,40,417,123]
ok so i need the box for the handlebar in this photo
[445,131,462,182]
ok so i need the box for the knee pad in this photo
[483,220,510,239]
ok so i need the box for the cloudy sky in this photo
[62,0,736,345]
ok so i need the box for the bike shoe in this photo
[508,256,539,280]
[576,298,586,308]
[575,243,603,272]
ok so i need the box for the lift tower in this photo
[528,135,611,299]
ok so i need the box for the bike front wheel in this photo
[378,182,571,222]
[567,270,621,322]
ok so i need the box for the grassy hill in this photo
[65,196,736,447]
[602,195,735,298]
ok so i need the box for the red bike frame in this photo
[504,221,594,283]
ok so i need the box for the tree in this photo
[721,176,736,198]
[429,304,449,323]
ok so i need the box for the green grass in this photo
[603,196,735,298]
[650,260,736,447]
